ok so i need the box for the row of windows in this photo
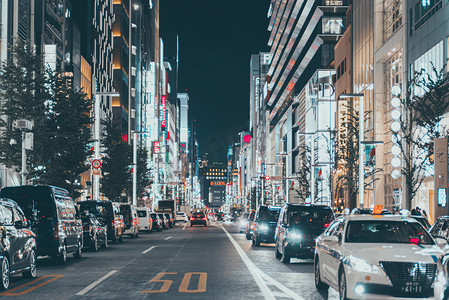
[412,0,443,33]
[336,58,347,81]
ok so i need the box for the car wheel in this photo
[275,244,281,260]
[314,258,328,290]
[246,233,251,240]
[23,249,37,278]
[339,268,348,300]
[57,244,67,264]
[0,256,10,290]
[92,236,98,252]
[190,224,193,227]
[103,234,109,248]
[74,240,82,258]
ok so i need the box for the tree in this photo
[395,67,449,209]
[295,144,313,202]
[33,74,92,198]
[0,40,50,170]
[101,119,132,201]
[136,146,152,200]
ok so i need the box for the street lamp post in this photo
[93,91,119,200]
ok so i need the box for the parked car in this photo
[411,215,431,231]
[190,211,207,227]
[158,213,169,229]
[1,185,83,264]
[175,212,189,222]
[252,205,281,247]
[430,216,449,240]
[137,207,153,232]
[79,200,124,244]
[164,213,174,228]
[314,215,444,299]
[0,198,37,290]
[275,204,334,263]
[434,247,449,300]
[238,213,250,233]
[245,211,256,240]
[120,204,139,238]
[150,212,163,232]
[81,213,108,251]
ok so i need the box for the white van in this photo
[137,207,153,232]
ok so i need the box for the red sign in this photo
[92,159,102,169]
[154,141,160,154]
[161,95,166,128]
[243,134,252,143]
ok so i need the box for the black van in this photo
[0,185,83,264]
[275,204,334,263]
[252,205,282,246]
[79,200,124,243]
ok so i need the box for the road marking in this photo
[165,236,172,240]
[75,270,117,296]
[0,275,64,296]
[141,272,177,293]
[142,246,158,254]
[178,272,207,293]
[221,225,304,300]
[183,224,187,230]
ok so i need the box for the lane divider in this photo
[142,246,158,254]
[220,224,304,300]
[183,224,187,230]
[75,270,117,296]
[165,236,172,241]
[0,275,64,296]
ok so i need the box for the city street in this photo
[0,222,338,299]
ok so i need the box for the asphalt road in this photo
[0,221,339,299]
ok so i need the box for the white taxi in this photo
[314,214,444,299]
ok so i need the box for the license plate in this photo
[402,283,422,293]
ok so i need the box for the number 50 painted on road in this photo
[140,272,207,293]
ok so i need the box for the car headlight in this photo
[288,231,302,240]
[259,224,268,231]
[345,256,382,274]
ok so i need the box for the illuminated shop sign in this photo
[161,95,167,129]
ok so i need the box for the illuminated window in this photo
[413,0,442,31]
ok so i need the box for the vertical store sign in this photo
[161,95,167,130]
[434,138,448,217]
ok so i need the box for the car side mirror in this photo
[435,238,447,248]
[14,220,24,229]
[323,235,339,244]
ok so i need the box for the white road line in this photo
[183,224,187,230]
[165,236,172,240]
[76,270,118,296]
[142,245,157,254]
[221,225,304,300]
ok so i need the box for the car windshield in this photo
[194,213,205,218]
[259,210,280,222]
[345,221,434,245]
[289,209,334,228]
[79,202,108,219]
[137,211,147,217]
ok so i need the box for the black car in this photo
[164,213,174,228]
[81,213,108,251]
[150,213,163,232]
[158,213,169,229]
[411,215,431,231]
[79,200,124,244]
[1,185,83,264]
[0,198,37,290]
[252,205,281,246]
[245,211,255,240]
[275,204,334,263]
[351,207,392,215]
[190,211,207,227]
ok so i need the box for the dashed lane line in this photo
[165,236,172,240]
[183,224,187,230]
[75,270,118,296]
[142,245,158,254]
[221,224,304,300]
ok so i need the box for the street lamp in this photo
[339,93,365,208]
[93,91,119,201]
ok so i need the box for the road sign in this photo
[92,169,101,176]
[92,159,102,169]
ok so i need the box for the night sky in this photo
[160,0,271,162]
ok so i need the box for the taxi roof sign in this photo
[372,205,384,215]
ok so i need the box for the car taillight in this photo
[324,223,330,228]
[190,217,195,221]
[202,217,207,220]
